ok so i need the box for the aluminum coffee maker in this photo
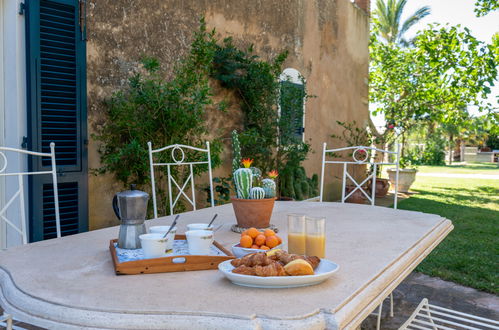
[113,185,149,249]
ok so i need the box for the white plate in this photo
[218,259,340,288]
[231,243,283,258]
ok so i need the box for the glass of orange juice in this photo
[287,214,306,254]
[305,216,326,258]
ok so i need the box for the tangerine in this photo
[251,245,260,249]
[247,227,260,239]
[276,235,282,244]
[259,245,270,250]
[240,235,253,248]
[254,234,266,246]
[241,230,249,236]
[266,235,279,248]
[263,229,276,237]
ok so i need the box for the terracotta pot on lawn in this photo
[367,178,390,197]
[345,185,366,204]
[231,197,276,228]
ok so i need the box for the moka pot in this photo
[113,185,149,249]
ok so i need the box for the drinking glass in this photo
[305,216,326,258]
[287,214,306,254]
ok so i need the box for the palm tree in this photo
[374,0,431,45]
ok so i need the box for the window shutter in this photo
[279,81,305,143]
[26,0,88,242]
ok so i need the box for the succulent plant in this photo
[231,130,241,174]
[262,178,276,198]
[250,187,266,199]
[233,168,253,199]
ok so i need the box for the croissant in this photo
[254,262,287,277]
[232,265,257,276]
[231,252,272,267]
[272,251,321,269]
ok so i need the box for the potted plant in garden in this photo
[231,158,278,228]
[367,164,390,198]
[387,158,417,193]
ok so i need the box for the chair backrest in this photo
[148,142,214,218]
[0,143,61,245]
[319,143,400,209]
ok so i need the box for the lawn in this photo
[397,164,499,294]
[416,162,499,174]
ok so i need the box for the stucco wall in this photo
[86,0,370,229]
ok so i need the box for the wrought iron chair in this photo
[148,142,214,218]
[400,298,499,329]
[319,143,400,330]
[0,313,13,330]
[319,143,401,208]
[0,143,61,246]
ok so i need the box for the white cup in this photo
[139,233,168,259]
[185,230,214,255]
[186,223,214,231]
[149,226,176,250]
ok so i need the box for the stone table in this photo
[0,202,452,329]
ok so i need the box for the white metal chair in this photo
[0,313,13,330]
[400,298,499,329]
[319,143,401,209]
[0,143,61,246]
[148,142,214,218]
[319,143,400,330]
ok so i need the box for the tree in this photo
[475,0,499,17]
[373,0,430,45]
[369,25,499,153]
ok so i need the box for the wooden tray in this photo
[109,234,235,275]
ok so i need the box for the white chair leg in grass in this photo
[148,142,215,218]
[319,143,400,330]
[399,298,499,330]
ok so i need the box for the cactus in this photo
[250,187,265,199]
[231,130,241,174]
[250,167,262,187]
[262,178,276,198]
[233,168,253,199]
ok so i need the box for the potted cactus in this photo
[231,158,277,228]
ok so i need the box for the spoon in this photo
[207,214,218,228]
[162,214,180,239]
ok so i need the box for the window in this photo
[279,68,305,144]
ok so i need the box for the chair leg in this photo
[390,292,394,317]
[376,301,383,330]
[2,314,13,330]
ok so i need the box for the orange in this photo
[276,235,282,244]
[254,234,266,246]
[251,245,260,249]
[241,230,249,236]
[240,235,253,248]
[259,245,270,250]
[263,229,276,237]
[247,227,260,239]
[266,235,279,248]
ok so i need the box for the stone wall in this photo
[86,0,370,229]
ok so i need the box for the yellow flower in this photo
[241,158,253,168]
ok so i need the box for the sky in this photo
[369,0,499,127]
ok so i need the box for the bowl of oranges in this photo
[232,227,283,258]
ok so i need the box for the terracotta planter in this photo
[367,178,390,197]
[387,168,417,193]
[231,197,276,228]
[345,185,366,204]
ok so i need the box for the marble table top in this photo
[0,202,452,329]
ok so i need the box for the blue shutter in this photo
[26,0,88,242]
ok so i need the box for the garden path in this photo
[418,172,499,179]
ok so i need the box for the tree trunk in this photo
[449,134,454,165]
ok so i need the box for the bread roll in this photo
[284,259,314,276]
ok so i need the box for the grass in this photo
[416,162,499,174]
[397,165,498,294]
